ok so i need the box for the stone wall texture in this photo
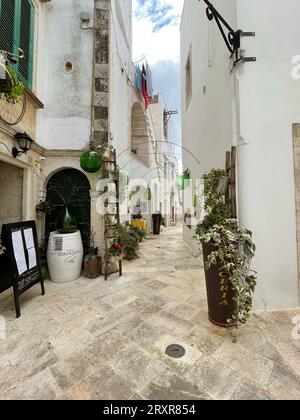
[0,161,23,229]
[92,0,110,148]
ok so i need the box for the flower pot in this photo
[56,208,77,234]
[84,253,102,279]
[47,231,84,283]
[202,242,237,328]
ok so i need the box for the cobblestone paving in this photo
[0,227,300,400]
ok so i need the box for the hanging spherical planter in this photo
[80,150,102,174]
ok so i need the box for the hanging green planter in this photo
[144,187,152,201]
[177,170,191,190]
[80,150,102,174]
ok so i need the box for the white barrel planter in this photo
[47,231,84,283]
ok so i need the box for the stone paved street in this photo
[0,227,300,400]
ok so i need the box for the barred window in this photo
[0,0,35,89]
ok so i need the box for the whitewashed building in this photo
[0,0,178,258]
[181,0,300,310]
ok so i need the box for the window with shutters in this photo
[0,0,35,89]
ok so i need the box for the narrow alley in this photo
[0,227,300,400]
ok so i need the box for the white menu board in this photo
[12,231,27,275]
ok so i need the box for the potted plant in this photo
[117,223,140,260]
[84,230,102,279]
[194,169,257,333]
[1,65,24,103]
[130,225,146,243]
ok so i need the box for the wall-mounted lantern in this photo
[12,132,33,158]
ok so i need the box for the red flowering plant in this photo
[109,242,124,257]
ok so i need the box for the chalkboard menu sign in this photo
[0,221,45,318]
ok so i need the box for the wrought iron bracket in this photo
[202,0,256,66]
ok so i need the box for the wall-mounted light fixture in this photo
[80,11,94,31]
[201,0,256,66]
[12,132,33,158]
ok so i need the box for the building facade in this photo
[181,0,300,310]
[0,0,178,259]
[0,0,44,231]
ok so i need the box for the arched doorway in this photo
[45,169,91,253]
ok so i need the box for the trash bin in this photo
[152,213,161,235]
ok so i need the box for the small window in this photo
[185,48,192,108]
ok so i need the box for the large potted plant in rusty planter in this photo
[195,169,257,330]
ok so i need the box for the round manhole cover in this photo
[165,344,186,359]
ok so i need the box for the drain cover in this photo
[165,344,186,359]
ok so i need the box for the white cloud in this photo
[132,0,184,64]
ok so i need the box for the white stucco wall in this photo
[109,0,162,229]
[181,0,300,309]
[36,0,94,150]
[236,0,300,309]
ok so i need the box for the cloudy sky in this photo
[132,0,184,156]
